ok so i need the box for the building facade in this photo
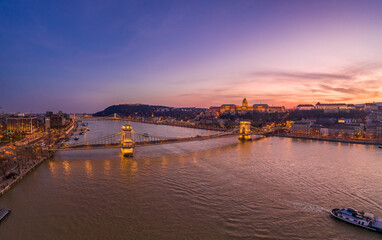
[218,98,285,115]
[296,104,315,110]
[6,117,38,133]
[315,102,352,112]
[290,121,313,135]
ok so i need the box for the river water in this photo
[0,120,381,239]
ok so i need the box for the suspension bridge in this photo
[54,121,272,156]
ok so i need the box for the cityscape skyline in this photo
[1,0,382,113]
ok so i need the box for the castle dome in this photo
[242,98,248,107]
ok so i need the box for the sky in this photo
[1,0,382,113]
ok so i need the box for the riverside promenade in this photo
[0,119,77,196]
[274,133,382,146]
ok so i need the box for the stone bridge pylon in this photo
[238,121,252,141]
[121,125,134,157]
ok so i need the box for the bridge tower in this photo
[121,125,134,157]
[238,121,252,141]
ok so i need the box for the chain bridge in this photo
[54,121,273,156]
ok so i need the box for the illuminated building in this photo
[365,124,382,139]
[215,98,285,115]
[315,102,348,112]
[290,121,313,135]
[206,107,220,118]
[45,117,50,131]
[268,106,286,113]
[364,103,379,112]
[296,104,315,110]
[219,98,254,114]
[252,104,269,112]
[6,116,38,133]
[239,98,253,112]
[220,104,237,114]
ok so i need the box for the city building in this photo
[205,107,220,118]
[327,124,363,137]
[219,104,237,114]
[6,116,38,133]
[45,111,69,130]
[214,98,285,115]
[296,104,315,110]
[290,121,313,135]
[365,124,382,139]
[45,117,50,131]
[219,98,254,114]
[315,102,348,112]
[268,106,286,113]
[364,103,379,112]
[252,104,269,112]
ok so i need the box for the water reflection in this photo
[104,160,110,176]
[63,161,70,176]
[131,161,138,174]
[48,160,56,177]
[238,141,252,155]
[192,153,198,164]
[85,160,93,178]
[120,156,137,174]
[144,159,151,166]
[161,156,168,169]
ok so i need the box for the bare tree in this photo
[0,153,13,179]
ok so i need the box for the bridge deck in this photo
[54,133,259,151]
[53,127,271,151]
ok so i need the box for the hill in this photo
[93,104,206,120]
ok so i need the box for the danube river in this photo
[0,120,381,239]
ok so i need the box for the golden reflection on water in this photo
[104,160,110,176]
[120,156,137,174]
[131,161,138,174]
[161,156,168,169]
[85,160,93,178]
[144,159,151,166]
[192,153,198,164]
[63,161,70,176]
[48,160,56,177]
[179,154,185,166]
[238,141,251,155]
[120,156,129,171]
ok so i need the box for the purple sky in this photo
[1,0,382,113]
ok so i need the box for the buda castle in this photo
[208,98,285,117]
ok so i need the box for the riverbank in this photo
[0,119,76,196]
[272,133,382,146]
[0,151,54,196]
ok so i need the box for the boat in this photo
[74,137,79,141]
[331,208,382,232]
[0,208,11,223]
